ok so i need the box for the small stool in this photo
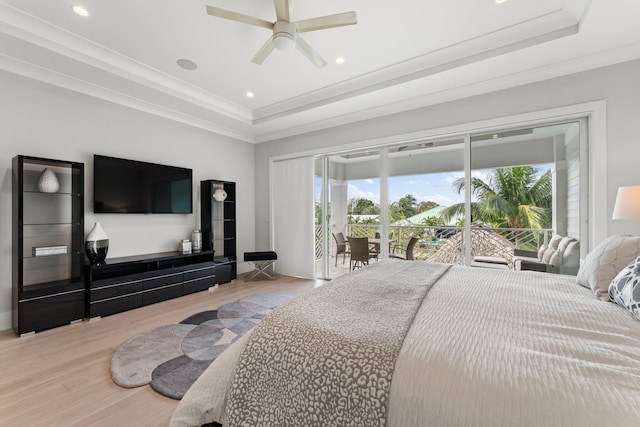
[244,251,278,281]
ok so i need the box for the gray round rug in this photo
[110,293,293,399]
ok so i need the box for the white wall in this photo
[254,59,640,252]
[0,71,256,331]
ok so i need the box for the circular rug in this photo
[110,293,293,399]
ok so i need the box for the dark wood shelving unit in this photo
[201,180,237,283]
[12,155,84,335]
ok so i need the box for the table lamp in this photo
[612,186,640,219]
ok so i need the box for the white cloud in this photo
[348,183,380,204]
[364,179,374,185]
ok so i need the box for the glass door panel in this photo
[315,149,381,279]
[387,138,466,264]
[469,122,582,274]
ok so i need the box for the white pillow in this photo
[608,256,640,321]
[576,234,640,301]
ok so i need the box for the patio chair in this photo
[347,236,378,271]
[389,236,419,260]
[372,231,394,255]
[332,232,350,266]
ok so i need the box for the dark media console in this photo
[85,250,234,318]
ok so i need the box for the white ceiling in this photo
[1,0,639,143]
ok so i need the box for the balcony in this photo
[315,223,552,279]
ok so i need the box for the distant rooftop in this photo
[392,206,448,226]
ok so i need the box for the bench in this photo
[244,251,278,281]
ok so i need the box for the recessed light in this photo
[335,56,345,65]
[492,134,499,139]
[176,59,198,70]
[495,0,508,3]
[246,91,254,98]
[71,5,89,17]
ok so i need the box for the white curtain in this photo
[272,157,315,278]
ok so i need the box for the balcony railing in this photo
[316,223,552,266]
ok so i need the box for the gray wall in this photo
[0,71,256,331]
[255,59,640,252]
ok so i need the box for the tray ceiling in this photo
[1,0,639,143]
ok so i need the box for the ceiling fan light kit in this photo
[206,0,357,68]
[273,21,296,51]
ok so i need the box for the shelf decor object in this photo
[201,180,237,283]
[36,167,60,193]
[33,245,68,257]
[12,155,84,335]
[213,188,227,201]
[86,222,109,265]
[192,229,202,251]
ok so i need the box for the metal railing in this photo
[316,223,552,265]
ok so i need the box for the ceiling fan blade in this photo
[206,5,273,30]
[251,37,276,65]
[274,0,290,21]
[295,35,327,68]
[294,11,357,33]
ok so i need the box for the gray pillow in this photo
[576,235,640,301]
[608,256,640,321]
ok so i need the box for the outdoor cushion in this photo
[548,234,563,250]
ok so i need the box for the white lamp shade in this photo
[612,186,640,219]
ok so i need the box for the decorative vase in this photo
[86,222,109,265]
[213,188,227,201]
[192,229,202,251]
[37,168,60,193]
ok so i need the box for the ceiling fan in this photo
[206,0,357,68]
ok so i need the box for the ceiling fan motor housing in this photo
[273,20,296,51]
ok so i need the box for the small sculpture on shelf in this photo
[213,188,227,201]
[86,222,109,265]
[36,168,60,193]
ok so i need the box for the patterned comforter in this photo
[171,262,640,427]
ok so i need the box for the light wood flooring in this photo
[0,275,319,427]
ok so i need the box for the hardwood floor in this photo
[0,276,319,427]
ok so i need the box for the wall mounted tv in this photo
[93,155,192,214]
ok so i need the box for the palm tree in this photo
[441,166,552,229]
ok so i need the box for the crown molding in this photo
[253,42,640,143]
[0,2,253,124]
[0,53,255,143]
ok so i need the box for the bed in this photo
[170,242,640,427]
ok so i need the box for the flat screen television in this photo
[93,155,192,214]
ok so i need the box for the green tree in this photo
[390,194,417,220]
[441,166,552,229]
[422,216,444,226]
[416,201,438,213]
[348,198,380,215]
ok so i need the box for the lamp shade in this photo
[612,186,640,219]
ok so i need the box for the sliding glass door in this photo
[313,120,587,279]
[469,122,583,274]
[387,138,466,264]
